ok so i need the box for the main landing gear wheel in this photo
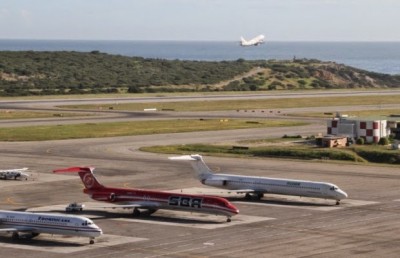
[132,208,141,216]
[245,193,264,200]
[257,193,264,200]
[30,232,40,239]
[336,200,340,205]
[12,232,19,240]
[147,209,157,216]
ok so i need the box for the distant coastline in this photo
[0,39,399,75]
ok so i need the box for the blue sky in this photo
[1,0,399,41]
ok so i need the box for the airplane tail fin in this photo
[169,154,213,180]
[53,167,104,190]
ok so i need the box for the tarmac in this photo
[1,94,400,257]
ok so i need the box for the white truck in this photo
[65,202,85,212]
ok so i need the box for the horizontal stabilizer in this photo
[53,167,95,174]
[168,154,202,161]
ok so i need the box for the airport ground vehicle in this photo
[66,202,84,212]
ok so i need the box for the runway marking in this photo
[111,212,274,229]
[0,234,147,254]
[0,197,23,205]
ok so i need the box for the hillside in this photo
[0,51,399,96]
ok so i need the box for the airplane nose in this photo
[339,190,348,199]
[229,204,239,215]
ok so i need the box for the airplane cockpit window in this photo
[330,186,338,191]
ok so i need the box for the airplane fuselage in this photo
[202,174,347,201]
[0,210,102,239]
[84,187,238,217]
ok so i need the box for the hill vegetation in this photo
[1,51,399,96]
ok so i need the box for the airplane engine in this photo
[202,179,228,187]
[109,193,116,202]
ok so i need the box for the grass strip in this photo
[59,94,400,112]
[0,119,307,141]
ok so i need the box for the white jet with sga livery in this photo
[169,154,348,205]
[0,210,102,244]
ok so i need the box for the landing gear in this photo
[11,232,19,240]
[30,232,40,239]
[132,208,141,216]
[147,209,157,216]
[89,238,95,244]
[245,193,264,200]
[336,200,340,205]
[226,217,231,223]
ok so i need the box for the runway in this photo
[1,93,400,257]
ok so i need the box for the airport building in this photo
[327,116,390,144]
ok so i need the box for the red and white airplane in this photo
[53,167,239,222]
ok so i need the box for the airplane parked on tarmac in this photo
[169,154,348,205]
[53,167,239,222]
[0,168,30,180]
[0,210,102,244]
[240,34,265,46]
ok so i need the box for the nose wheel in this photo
[226,217,231,222]
[89,238,95,244]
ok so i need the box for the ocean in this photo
[0,39,399,75]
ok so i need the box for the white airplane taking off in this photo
[170,154,348,205]
[0,210,102,244]
[0,168,30,180]
[240,34,265,46]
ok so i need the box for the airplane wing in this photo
[89,202,161,210]
[0,226,34,233]
[0,168,28,173]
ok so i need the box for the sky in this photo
[1,0,399,41]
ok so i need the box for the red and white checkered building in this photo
[327,118,388,143]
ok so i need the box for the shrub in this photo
[356,138,365,145]
[378,137,389,145]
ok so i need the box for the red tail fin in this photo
[53,167,104,190]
